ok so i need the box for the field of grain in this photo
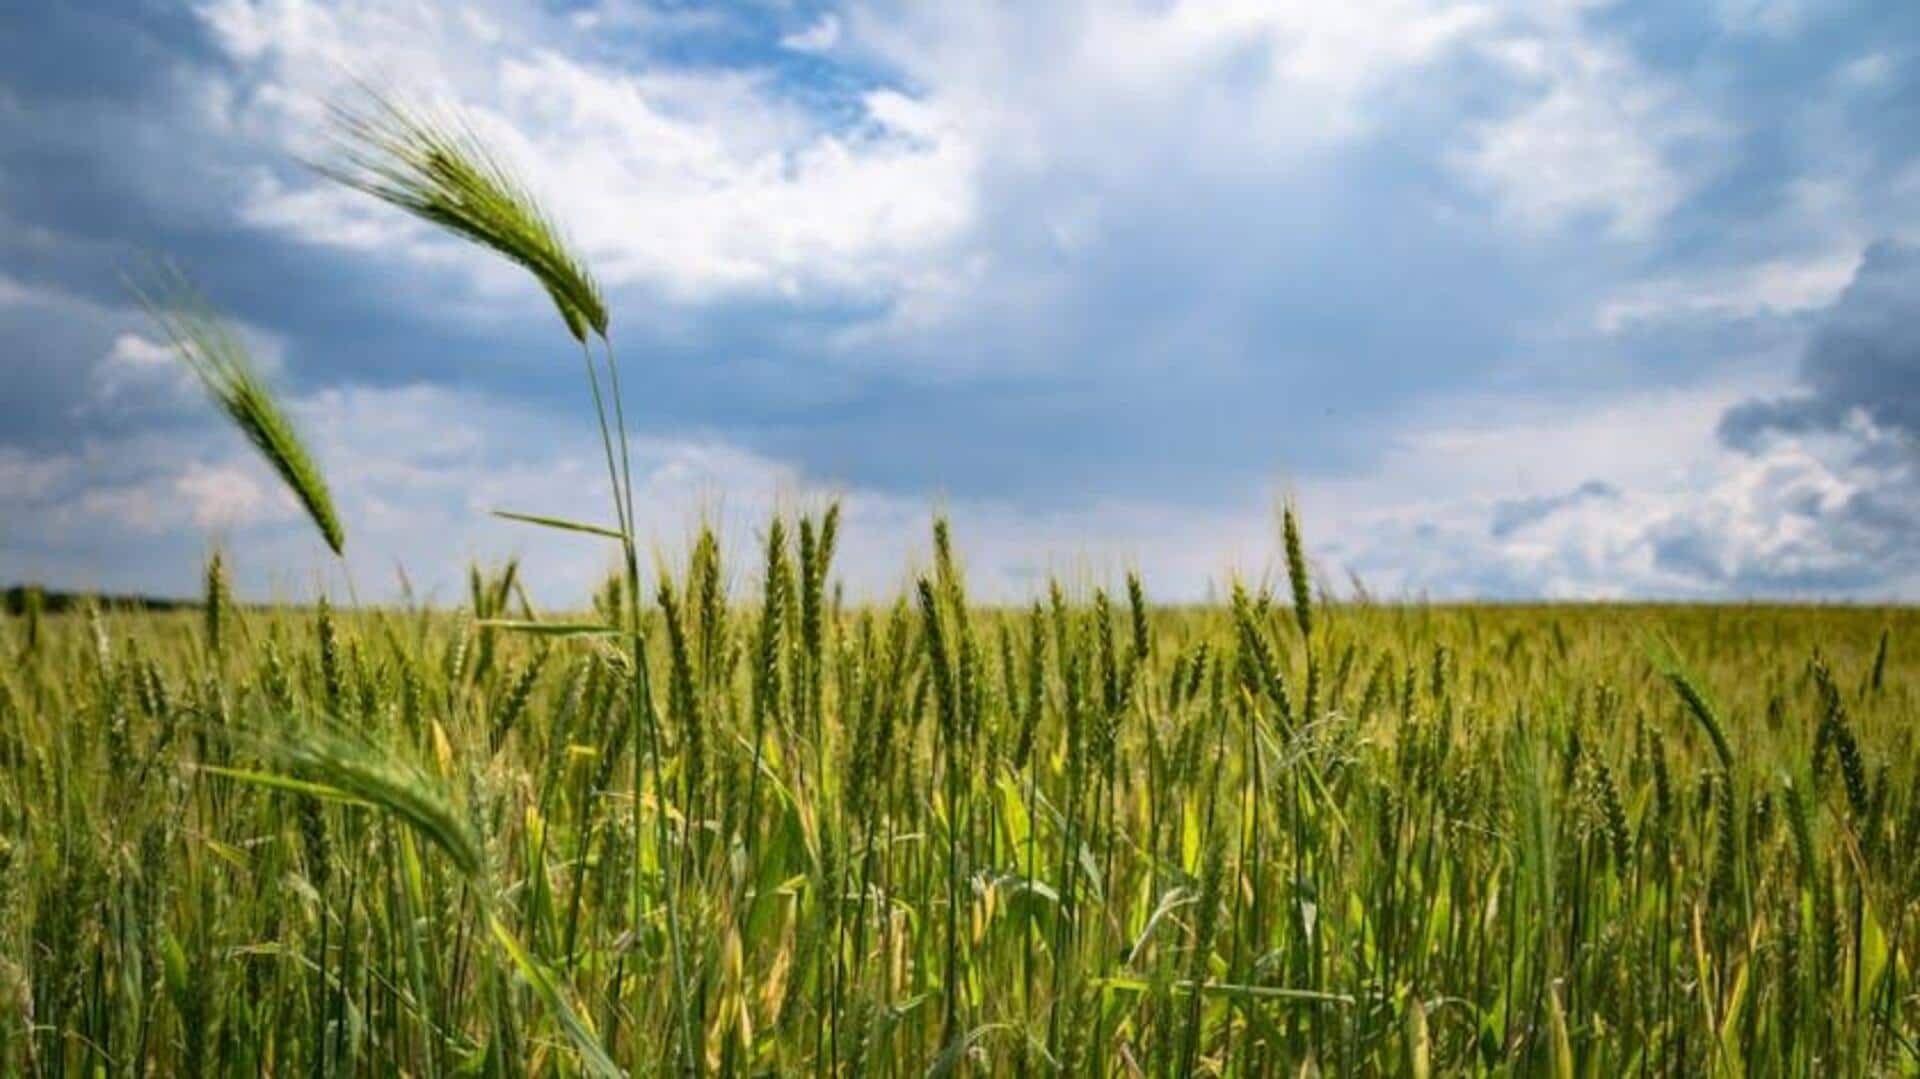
[0,540,1914,1074]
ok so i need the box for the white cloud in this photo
[852,0,1492,174]
[0,273,103,315]
[1716,0,1812,37]
[781,14,841,53]
[195,0,1531,316]
[1594,249,1862,331]
[1460,20,1715,238]
[78,307,286,417]
[104,333,174,370]
[236,176,406,252]
[0,447,72,501]
[73,482,184,536]
[279,382,1284,604]
[0,275,41,308]
[489,58,977,300]
[5,371,1281,603]
[1294,379,1916,600]
[188,0,1750,381]
[177,462,293,529]
[198,0,978,304]
[4,439,292,540]
[12,364,1912,603]
[1838,50,1896,90]
[88,333,191,408]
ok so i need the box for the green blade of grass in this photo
[490,510,627,541]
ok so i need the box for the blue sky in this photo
[1,0,1915,604]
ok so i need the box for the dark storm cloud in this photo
[1720,240,1920,449]
[1703,237,1920,595]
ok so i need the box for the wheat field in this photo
[0,553,1915,1074]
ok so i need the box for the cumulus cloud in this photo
[1,377,1285,603]
[1459,18,1716,239]
[177,463,292,530]
[92,332,173,381]
[86,333,191,411]
[780,14,841,54]
[198,0,978,304]
[1593,250,1861,332]
[7,354,1916,605]
[1311,431,1916,602]
[1651,237,1920,596]
[1643,432,1914,592]
[1370,241,1920,601]
[0,446,71,502]
[1720,239,1920,447]
[1490,480,1618,539]
[1293,370,1918,601]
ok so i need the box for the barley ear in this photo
[131,267,346,555]
[321,91,607,342]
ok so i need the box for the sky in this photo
[1,0,1916,605]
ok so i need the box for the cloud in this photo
[0,273,190,448]
[781,14,841,53]
[103,333,174,370]
[1292,372,1916,601]
[1593,250,1860,332]
[1715,0,1814,37]
[199,0,978,304]
[1644,418,1916,593]
[0,377,1286,603]
[1456,10,1717,238]
[1490,480,1618,538]
[88,333,189,410]
[176,0,1590,508]
[1651,237,1920,597]
[1418,238,1920,599]
[6,340,1915,605]
[1720,239,1920,447]
[0,446,71,502]
[1335,436,1917,601]
[850,0,1496,161]
[177,462,294,529]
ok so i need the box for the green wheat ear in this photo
[321,90,607,342]
[132,268,346,556]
